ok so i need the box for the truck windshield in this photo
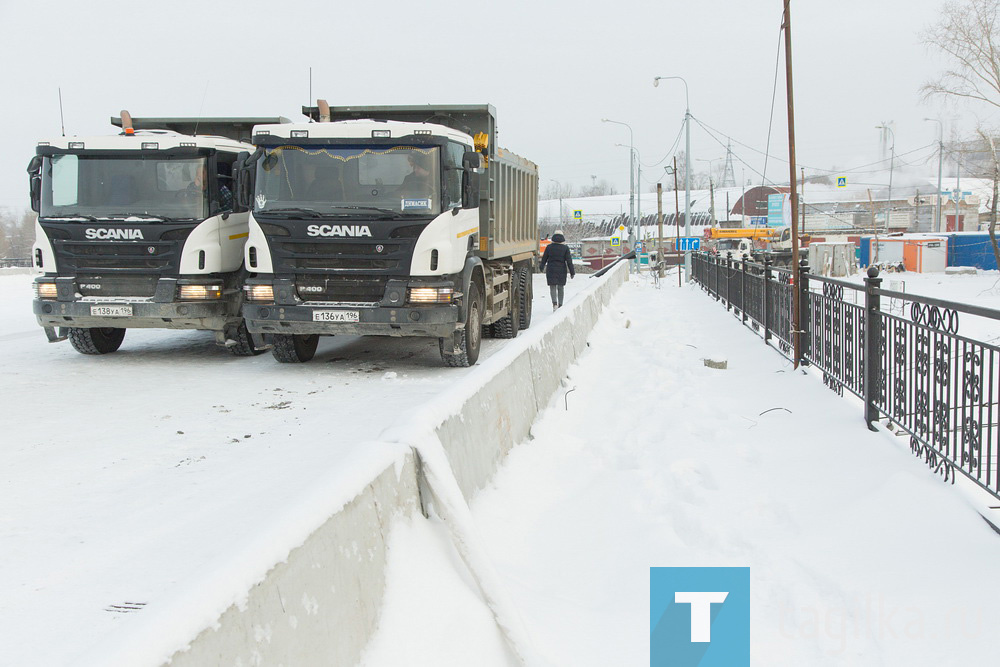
[40,154,209,221]
[254,146,441,217]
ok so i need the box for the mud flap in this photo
[446,325,466,354]
[44,326,69,343]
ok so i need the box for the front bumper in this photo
[243,302,459,338]
[242,277,460,338]
[33,276,242,331]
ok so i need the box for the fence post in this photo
[741,255,747,323]
[725,253,733,311]
[714,254,720,300]
[863,266,882,431]
[763,257,772,343]
[798,258,810,366]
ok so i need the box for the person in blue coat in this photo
[539,230,575,310]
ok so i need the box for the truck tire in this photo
[490,279,519,339]
[68,327,126,355]
[271,333,319,363]
[226,320,264,357]
[440,281,482,367]
[516,266,532,330]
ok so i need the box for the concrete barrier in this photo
[155,263,628,666]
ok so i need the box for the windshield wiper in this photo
[100,213,169,221]
[43,214,100,221]
[327,206,403,219]
[256,207,324,218]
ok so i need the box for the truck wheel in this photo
[271,333,319,363]
[68,327,126,355]
[490,279,519,339]
[226,320,264,357]
[440,281,482,367]
[517,266,532,330]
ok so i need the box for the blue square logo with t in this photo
[650,567,750,666]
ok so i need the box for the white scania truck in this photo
[238,103,538,366]
[28,112,287,355]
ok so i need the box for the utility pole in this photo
[673,157,681,287]
[801,167,805,238]
[708,179,716,227]
[783,0,802,368]
[657,183,664,279]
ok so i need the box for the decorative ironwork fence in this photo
[691,252,1000,500]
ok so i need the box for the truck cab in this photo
[27,112,287,355]
[239,103,538,366]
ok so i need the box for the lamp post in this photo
[602,118,635,249]
[653,75,691,279]
[876,123,895,232]
[546,178,565,229]
[924,118,944,233]
[617,143,644,263]
[697,157,721,226]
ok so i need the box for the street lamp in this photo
[546,178,565,228]
[601,118,635,247]
[616,143,643,259]
[654,75,692,279]
[697,157,721,226]
[876,123,895,232]
[924,118,944,233]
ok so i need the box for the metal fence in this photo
[692,252,1000,501]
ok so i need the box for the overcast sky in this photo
[0,0,981,211]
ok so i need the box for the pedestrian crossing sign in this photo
[573,210,583,219]
[611,237,621,247]
[837,176,847,188]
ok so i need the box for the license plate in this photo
[90,305,133,317]
[312,310,359,323]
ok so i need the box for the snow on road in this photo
[361,268,1000,666]
[0,269,589,665]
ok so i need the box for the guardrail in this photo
[692,252,1000,501]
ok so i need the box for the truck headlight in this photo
[178,284,223,300]
[244,284,274,303]
[407,287,454,304]
[34,281,58,299]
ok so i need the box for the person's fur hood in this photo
[551,232,566,243]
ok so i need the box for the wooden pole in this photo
[674,157,682,287]
[783,0,801,368]
[657,183,664,279]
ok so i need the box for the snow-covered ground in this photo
[0,269,589,665]
[360,268,1000,666]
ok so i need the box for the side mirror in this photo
[27,155,42,213]
[462,151,484,170]
[234,149,261,211]
[462,170,480,209]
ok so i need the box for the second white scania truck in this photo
[238,103,539,366]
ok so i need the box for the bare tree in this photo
[578,178,618,197]
[542,180,574,200]
[0,208,35,260]
[922,0,1000,109]
[923,0,1000,266]
[977,128,1000,269]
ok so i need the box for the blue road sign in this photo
[573,210,583,219]
[677,237,701,251]
[837,176,847,188]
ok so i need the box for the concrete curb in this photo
[160,264,628,666]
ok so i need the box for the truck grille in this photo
[55,241,179,274]
[272,238,414,274]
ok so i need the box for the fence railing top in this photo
[875,287,1000,322]
[805,273,865,291]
